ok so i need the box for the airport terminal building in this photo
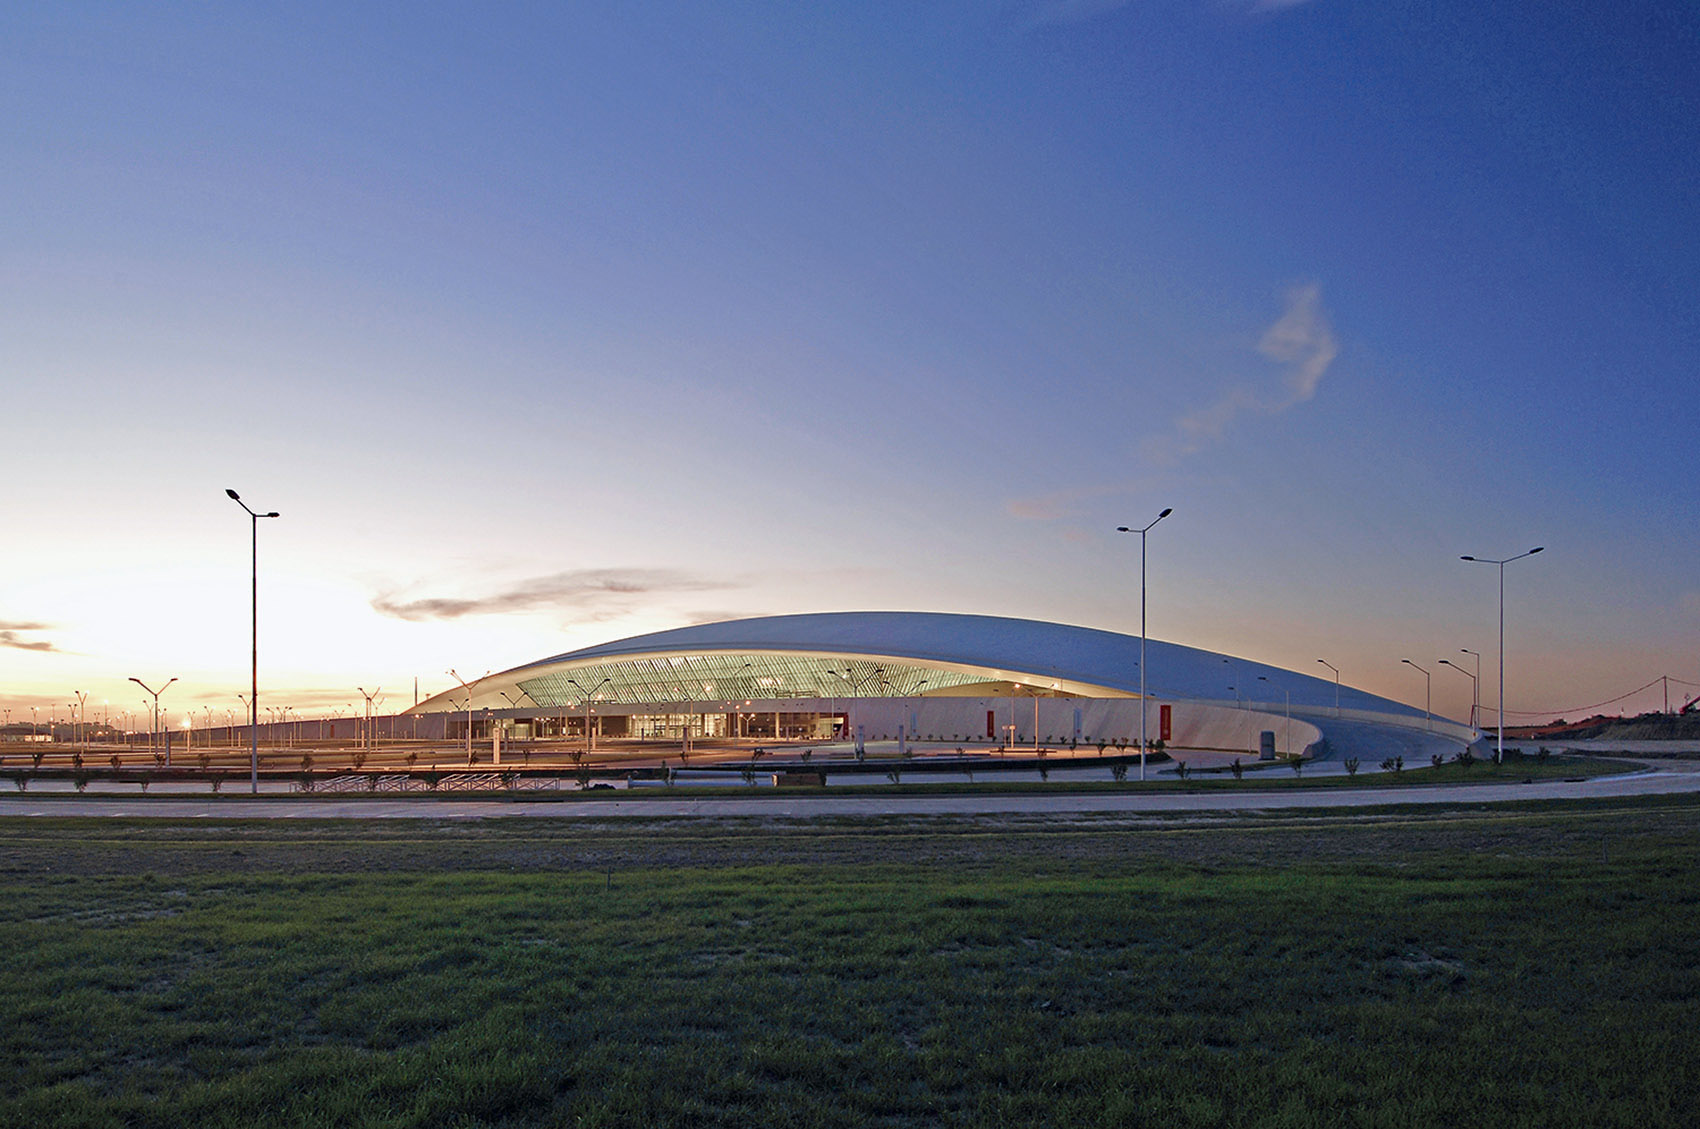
[406,612,1476,760]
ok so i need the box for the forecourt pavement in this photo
[0,767,1696,820]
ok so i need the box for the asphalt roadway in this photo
[0,764,1696,819]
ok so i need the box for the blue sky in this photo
[4,1,1697,726]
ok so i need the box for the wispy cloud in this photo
[372,569,740,622]
[1006,283,1336,521]
[0,621,59,652]
[1144,281,1336,464]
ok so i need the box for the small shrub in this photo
[1037,765,1049,782]
[406,751,419,769]
[351,750,367,771]
[1230,759,1243,780]
[1537,747,1550,765]
[1290,757,1303,776]
[1174,760,1189,781]
[197,753,211,771]
[31,751,45,770]
[73,772,90,792]
[71,752,84,770]
[109,754,122,770]
[1395,755,1404,773]
[1111,763,1128,782]
[499,772,517,791]
[14,775,28,792]
[1431,754,1445,770]
[886,769,902,785]
[1344,757,1360,777]
[300,754,314,772]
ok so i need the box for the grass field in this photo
[2,796,1697,1127]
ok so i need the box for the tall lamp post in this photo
[227,489,279,793]
[1459,648,1482,728]
[1400,659,1432,730]
[569,677,612,755]
[1116,507,1172,781]
[357,687,382,756]
[1461,547,1544,763]
[447,670,483,765]
[1437,658,1478,732]
[1315,659,1340,717]
[128,677,176,762]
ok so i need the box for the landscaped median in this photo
[0,749,1643,801]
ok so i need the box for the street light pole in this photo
[1116,507,1172,781]
[1461,547,1545,763]
[358,687,382,756]
[227,489,279,793]
[128,677,176,763]
[1459,648,1482,728]
[447,670,483,765]
[1400,659,1432,730]
[1315,659,1340,717]
[568,677,612,756]
[1438,659,1477,731]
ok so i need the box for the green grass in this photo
[2,800,1697,1127]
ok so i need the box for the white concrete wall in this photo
[831,697,1321,758]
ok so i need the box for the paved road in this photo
[0,768,1695,820]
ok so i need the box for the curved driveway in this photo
[0,767,1695,819]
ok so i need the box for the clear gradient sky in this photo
[4,2,1697,729]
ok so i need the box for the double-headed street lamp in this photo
[569,677,612,754]
[1400,659,1432,730]
[1116,507,1172,781]
[357,687,383,754]
[128,677,176,762]
[227,489,279,793]
[1461,547,1545,763]
[446,670,484,764]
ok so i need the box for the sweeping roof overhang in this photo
[412,611,1427,721]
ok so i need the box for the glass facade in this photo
[516,652,999,709]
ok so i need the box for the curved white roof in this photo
[416,611,1426,721]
